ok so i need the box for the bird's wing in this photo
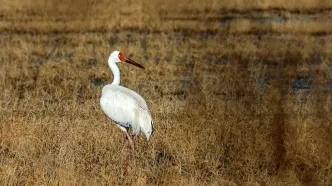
[102,84,150,112]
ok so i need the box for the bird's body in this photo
[100,51,154,150]
[100,84,153,136]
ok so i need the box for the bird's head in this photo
[108,51,144,69]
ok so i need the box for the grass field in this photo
[1,0,332,185]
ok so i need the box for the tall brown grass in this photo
[0,0,332,185]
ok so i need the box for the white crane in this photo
[100,51,154,150]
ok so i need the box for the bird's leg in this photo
[124,131,135,150]
[122,131,129,149]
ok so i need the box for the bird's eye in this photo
[118,52,126,61]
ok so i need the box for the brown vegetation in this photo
[0,0,332,185]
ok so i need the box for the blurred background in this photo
[0,0,332,185]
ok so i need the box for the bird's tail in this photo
[137,109,154,141]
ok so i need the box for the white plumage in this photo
[100,51,154,150]
[100,84,153,137]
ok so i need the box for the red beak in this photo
[124,58,145,69]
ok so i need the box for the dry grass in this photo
[1,0,332,185]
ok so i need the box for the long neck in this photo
[109,62,121,85]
